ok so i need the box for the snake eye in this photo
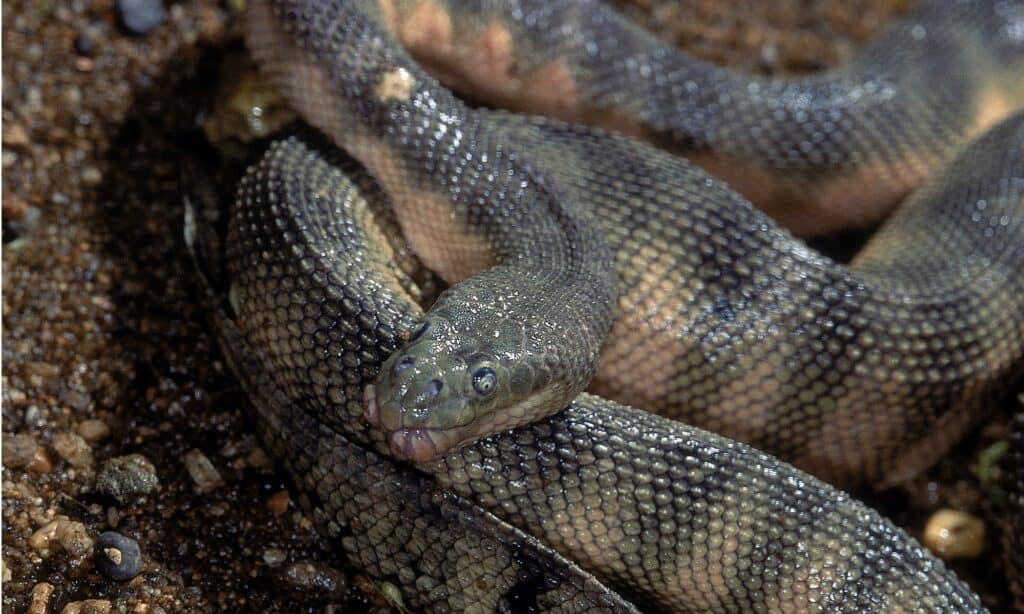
[472,367,497,396]
[409,321,429,342]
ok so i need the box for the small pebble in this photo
[29,447,54,473]
[81,166,103,186]
[64,388,93,411]
[61,600,112,614]
[262,547,287,567]
[1,557,10,583]
[74,32,95,56]
[29,582,54,614]
[53,432,94,468]
[266,490,289,517]
[95,531,142,581]
[96,454,159,503]
[923,509,985,559]
[2,433,39,468]
[57,520,94,558]
[77,419,111,443]
[2,122,30,147]
[29,520,61,552]
[282,560,347,595]
[117,0,168,35]
[184,449,223,493]
[23,404,44,428]
[246,445,271,469]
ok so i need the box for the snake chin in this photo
[364,384,459,462]
[388,427,447,463]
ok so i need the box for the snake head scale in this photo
[365,301,568,463]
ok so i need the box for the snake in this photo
[368,0,1024,235]
[183,0,1024,610]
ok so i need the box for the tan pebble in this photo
[30,519,61,551]
[28,446,53,473]
[1,557,10,582]
[61,599,112,614]
[3,122,30,147]
[56,520,94,558]
[2,433,40,468]
[29,582,54,614]
[923,509,985,559]
[246,445,271,469]
[266,490,290,517]
[1,194,29,219]
[53,432,94,468]
[81,166,103,186]
[184,449,224,493]
[77,419,111,443]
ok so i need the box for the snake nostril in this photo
[396,356,414,372]
[424,379,443,397]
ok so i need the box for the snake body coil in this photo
[245,0,1024,486]
[187,0,1024,609]
[376,0,1024,234]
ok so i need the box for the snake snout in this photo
[365,353,476,463]
[370,351,471,432]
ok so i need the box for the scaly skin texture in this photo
[213,0,1024,609]
[201,135,989,612]
[245,0,1024,488]
[377,0,1024,234]
[189,158,639,614]
[244,0,618,463]
[524,116,1024,487]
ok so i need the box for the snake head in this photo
[365,307,561,463]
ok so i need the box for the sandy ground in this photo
[2,0,1013,611]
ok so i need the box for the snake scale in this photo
[183,0,1024,610]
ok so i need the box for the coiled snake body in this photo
[185,0,1024,610]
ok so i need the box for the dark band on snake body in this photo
[520,112,1024,487]
[214,132,997,611]
[375,0,1024,234]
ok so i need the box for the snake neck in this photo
[246,0,617,459]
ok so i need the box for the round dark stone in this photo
[74,33,94,56]
[95,531,142,581]
[116,0,168,35]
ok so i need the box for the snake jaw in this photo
[389,427,450,463]
[363,384,381,427]
[364,383,460,462]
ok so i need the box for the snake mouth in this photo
[363,384,455,462]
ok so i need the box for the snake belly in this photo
[211,133,993,612]
[244,0,1024,487]
[373,0,1024,235]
